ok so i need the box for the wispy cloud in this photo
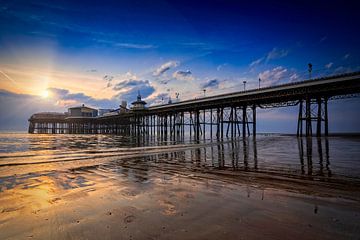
[266,48,289,61]
[202,79,220,89]
[249,57,264,67]
[114,43,156,49]
[325,62,333,69]
[153,61,179,76]
[0,70,18,86]
[146,92,170,106]
[319,36,327,43]
[112,79,150,91]
[249,47,288,68]
[103,75,114,81]
[258,66,288,87]
[172,70,193,81]
[289,73,299,82]
[343,53,350,60]
[216,63,227,71]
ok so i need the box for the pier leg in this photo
[305,97,312,137]
[316,98,322,137]
[210,109,213,139]
[324,97,329,136]
[252,105,256,137]
[242,106,246,137]
[220,108,224,139]
[297,100,303,137]
[195,110,200,142]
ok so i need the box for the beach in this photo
[0,133,360,239]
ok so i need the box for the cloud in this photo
[93,39,156,49]
[103,75,114,88]
[172,70,193,81]
[48,88,115,108]
[0,70,19,86]
[266,48,289,61]
[258,66,288,87]
[249,57,264,68]
[114,43,156,49]
[112,79,151,91]
[103,75,114,81]
[343,53,350,60]
[202,79,220,89]
[0,70,128,129]
[111,77,155,104]
[216,63,227,71]
[289,73,299,82]
[153,61,179,76]
[249,47,288,69]
[146,93,170,106]
[319,36,327,43]
[159,79,171,85]
[113,84,155,103]
[325,62,333,69]
[86,69,97,72]
[0,90,63,130]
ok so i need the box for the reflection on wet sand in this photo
[0,133,360,239]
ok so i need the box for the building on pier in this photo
[68,104,98,117]
[131,92,147,110]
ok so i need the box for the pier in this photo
[28,71,360,139]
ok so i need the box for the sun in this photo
[41,90,49,99]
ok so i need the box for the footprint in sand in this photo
[124,215,135,223]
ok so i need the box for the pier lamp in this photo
[243,81,247,91]
[258,78,261,89]
[203,89,206,97]
[308,63,313,79]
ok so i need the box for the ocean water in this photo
[1,132,359,180]
[0,132,360,239]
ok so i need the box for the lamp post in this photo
[203,89,206,97]
[308,63,313,79]
[258,78,261,89]
[243,81,247,91]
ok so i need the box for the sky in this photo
[0,0,359,132]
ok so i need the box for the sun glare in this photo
[41,90,49,98]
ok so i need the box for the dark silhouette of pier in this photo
[28,71,360,139]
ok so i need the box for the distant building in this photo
[131,92,147,110]
[68,104,98,117]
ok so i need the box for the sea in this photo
[0,132,359,239]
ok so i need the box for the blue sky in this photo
[0,0,359,131]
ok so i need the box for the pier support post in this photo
[324,97,329,136]
[195,110,200,142]
[297,97,329,137]
[316,98,322,137]
[297,100,303,137]
[252,105,256,137]
[305,96,312,137]
[242,105,247,137]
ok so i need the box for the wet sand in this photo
[0,133,360,239]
